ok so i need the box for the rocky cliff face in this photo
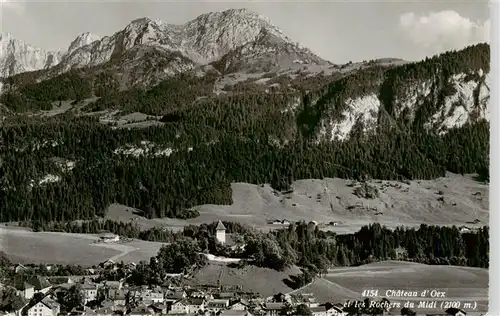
[0,33,63,78]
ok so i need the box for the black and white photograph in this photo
[0,1,492,316]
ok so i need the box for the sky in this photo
[0,0,491,64]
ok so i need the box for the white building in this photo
[99,233,120,243]
[168,300,188,314]
[15,282,35,300]
[81,283,98,304]
[216,221,226,244]
[25,297,60,316]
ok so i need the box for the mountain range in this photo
[0,8,328,81]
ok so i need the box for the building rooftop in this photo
[216,220,226,231]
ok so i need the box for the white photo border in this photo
[488,0,499,315]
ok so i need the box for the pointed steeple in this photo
[216,220,226,231]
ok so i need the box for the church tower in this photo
[215,220,226,244]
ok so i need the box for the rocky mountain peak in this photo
[66,32,101,55]
[0,32,63,78]
[0,8,328,85]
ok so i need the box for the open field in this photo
[189,263,302,297]
[189,260,488,313]
[300,261,489,313]
[0,227,165,265]
[107,173,488,234]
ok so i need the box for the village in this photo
[0,222,480,316]
[0,262,472,316]
[1,266,350,316]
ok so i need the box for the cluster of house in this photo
[2,275,349,316]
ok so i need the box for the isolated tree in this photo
[58,284,83,312]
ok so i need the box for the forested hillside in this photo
[0,44,490,222]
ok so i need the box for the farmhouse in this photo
[168,300,188,314]
[263,303,287,316]
[136,288,164,305]
[23,296,60,316]
[297,293,319,308]
[229,300,249,311]
[310,306,327,316]
[80,282,98,304]
[459,226,471,233]
[206,299,230,312]
[99,233,120,243]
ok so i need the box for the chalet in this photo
[99,233,120,243]
[109,289,127,306]
[139,289,164,305]
[459,226,471,233]
[445,308,467,316]
[168,300,188,314]
[218,292,237,300]
[206,299,230,312]
[229,300,249,311]
[310,306,327,316]
[263,303,287,316]
[23,296,60,316]
[298,294,318,308]
[80,283,98,304]
[186,298,205,313]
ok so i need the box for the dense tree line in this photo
[268,222,489,270]
[12,220,489,272]
[0,118,488,221]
